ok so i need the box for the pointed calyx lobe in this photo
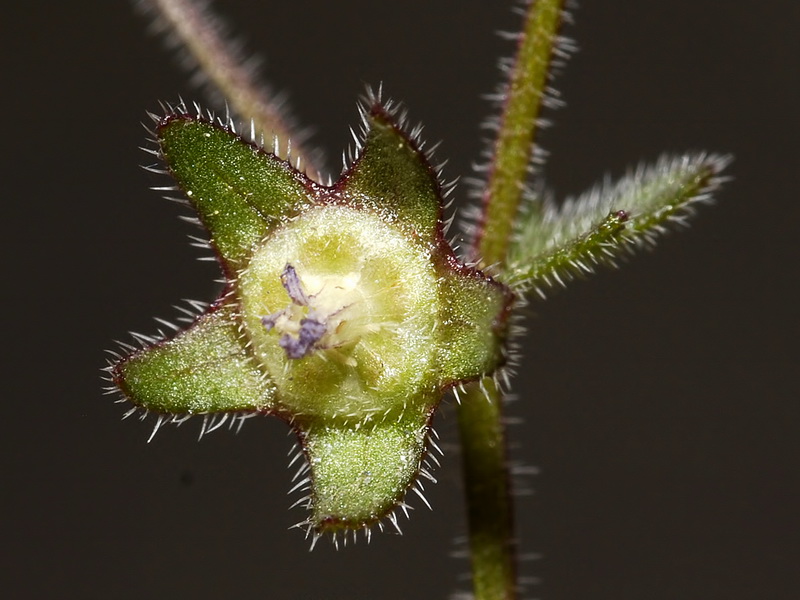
[111,102,512,534]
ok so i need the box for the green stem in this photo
[474,0,567,268]
[457,378,516,600]
[147,0,321,175]
[459,2,568,599]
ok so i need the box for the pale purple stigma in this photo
[261,264,329,359]
[279,317,327,359]
[260,313,281,331]
[280,264,309,306]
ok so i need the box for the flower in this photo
[108,97,512,541]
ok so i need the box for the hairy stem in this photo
[474,0,568,268]
[457,378,516,600]
[146,0,321,175]
[459,2,569,598]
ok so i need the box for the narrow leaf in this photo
[507,153,731,297]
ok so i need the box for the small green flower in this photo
[109,97,512,541]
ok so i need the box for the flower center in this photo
[261,264,366,362]
[237,205,440,420]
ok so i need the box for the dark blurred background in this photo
[2,1,797,598]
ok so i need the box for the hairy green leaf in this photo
[506,153,731,297]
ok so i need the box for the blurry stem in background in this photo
[144,0,322,176]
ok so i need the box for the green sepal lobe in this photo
[157,116,313,272]
[113,301,275,414]
[299,404,433,531]
[336,107,441,245]
[435,256,511,386]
